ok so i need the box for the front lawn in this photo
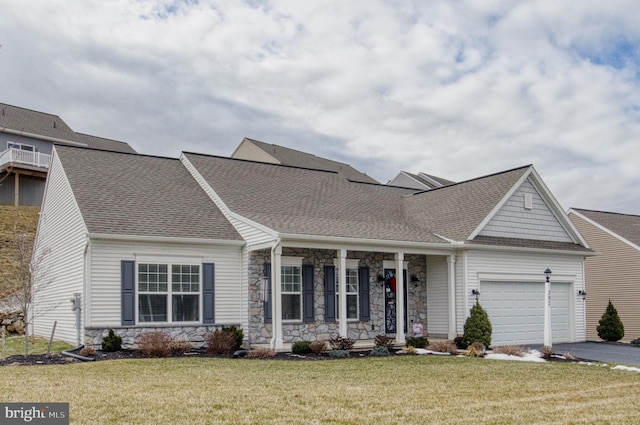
[1,336,73,357]
[1,356,639,424]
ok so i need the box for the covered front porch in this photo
[246,239,459,350]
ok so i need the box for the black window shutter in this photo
[121,260,136,326]
[202,263,215,324]
[324,265,336,323]
[264,263,272,324]
[302,264,315,323]
[359,266,370,322]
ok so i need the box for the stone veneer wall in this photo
[85,325,236,349]
[247,247,428,345]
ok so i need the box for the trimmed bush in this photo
[221,325,244,351]
[491,345,524,357]
[406,336,429,349]
[246,348,276,358]
[205,330,236,355]
[462,302,492,348]
[597,300,625,342]
[402,346,418,355]
[427,340,458,355]
[138,331,172,357]
[101,329,122,352]
[328,350,350,359]
[374,335,395,350]
[291,340,312,355]
[466,342,485,357]
[79,346,96,357]
[169,339,192,354]
[369,346,390,357]
[540,345,553,359]
[631,338,640,346]
[310,340,327,355]
[328,336,354,351]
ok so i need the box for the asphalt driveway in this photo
[543,342,640,365]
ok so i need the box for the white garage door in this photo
[481,282,571,346]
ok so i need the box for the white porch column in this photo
[338,248,348,337]
[270,243,284,350]
[447,255,457,340]
[395,252,406,345]
[543,269,552,347]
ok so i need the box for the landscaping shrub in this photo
[466,342,485,357]
[540,345,553,359]
[406,336,429,348]
[597,300,625,342]
[491,345,524,357]
[245,347,276,358]
[563,352,577,361]
[453,336,467,349]
[221,325,244,351]
[374,335,395,350]
[291,340,312,355]
[101,329,122,352]
[369,346,390,357]
[169,339,192,354]
[427,340,458,355]
[205,330,236,355]
[462,302,492,348]
[328,336,354,351]
[138,331,172,357]
[310,340,327,355]
[328,350,350,359]
[402,346,418,355]
[631,338,640,346]
[79,346,96,357]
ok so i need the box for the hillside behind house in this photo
[0,205,39,299]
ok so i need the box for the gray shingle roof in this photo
[55,146,242,241]
[0,103,136,153]
[571,208,640,247]
[403,172,455,189]
[403,166,531,241]
[185,153,445,243]
[469,235,591,252]
[240,138,379,184]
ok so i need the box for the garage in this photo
[481,281,571,346]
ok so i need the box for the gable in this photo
[478,178,573,242]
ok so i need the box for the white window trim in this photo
[7,141,35,151]
[334,259,360,321]
[281,257,303,323]
[136,261,202,325]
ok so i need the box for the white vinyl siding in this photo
[464,249,585,343]
[86,239,242,327]
[479,179,573,242]
[426,256,449,335]
[31,153,88,344]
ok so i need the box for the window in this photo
[281,258,302,321]
[335,264,359,320]
[7,142,35,151]
[138,263,200,323]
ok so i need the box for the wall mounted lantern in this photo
[410,275,420,287]
[471,289,480,301]
[578,290,587,300]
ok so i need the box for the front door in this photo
[384,268,407,334]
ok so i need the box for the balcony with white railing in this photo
[0,148,52,172]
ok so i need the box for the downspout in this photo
[61,345,95,362]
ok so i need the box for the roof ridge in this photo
[0,102,63,121]
[244,137,360,168]
[410,164,532,196]
[571,207,640,219]
[184,151,341,175]
[56,144,176,160]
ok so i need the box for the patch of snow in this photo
[485,351,546,363]
[611,365,640,373]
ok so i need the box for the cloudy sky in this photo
[1,0,639,213]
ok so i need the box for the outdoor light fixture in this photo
[544,267,552,282]
[578,290,587,300]
[411,275,420,287]
[376,274,385,284]
[471,289,480,301]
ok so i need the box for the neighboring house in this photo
[388,171,455,190]
[0,102,136,206]
[32,143,592,349]
[568,208,640,342]
[231,137,379,184]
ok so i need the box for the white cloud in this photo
[1,0,640,212]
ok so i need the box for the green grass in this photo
[1,356,639,424]
[1,336,73,357]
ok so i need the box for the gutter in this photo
[87,233,245,246]
[1,127,87,147]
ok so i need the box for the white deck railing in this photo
[0,148,51,170]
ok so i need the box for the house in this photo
[0,102,136,206]
[568,208,640,342]
[31,143,592,349]
[387,171,455,190]
[231,137,378,183]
